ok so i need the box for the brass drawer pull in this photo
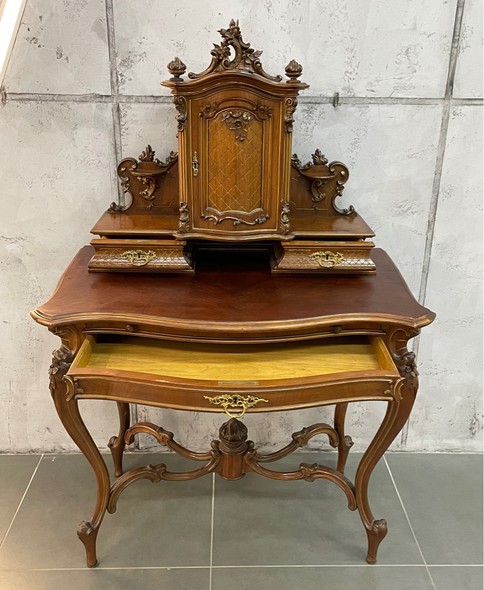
[121,250,156,266]
[309,251,344,268]
[204,394,268,418]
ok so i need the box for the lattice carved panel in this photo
[207,111,263,214]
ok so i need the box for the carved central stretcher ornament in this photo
[88,19,376,273]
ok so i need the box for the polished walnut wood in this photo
[32,245,434,567]
[88,20,376,273]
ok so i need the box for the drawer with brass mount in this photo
[66,334,402,413]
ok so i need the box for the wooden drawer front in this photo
[88,239,193,273]
[67,335,401,414]
[273,240,376,274]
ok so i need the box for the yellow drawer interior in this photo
[71,335,396,382]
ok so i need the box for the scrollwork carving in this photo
[48,345,73,399]
[174,96,187,132]
[291,149,353,213]
[178,202,190,233]
[201,211,269,227]
[113,148,178,212]
[200,102,273,123]
[280,201,291,235]
[284,97,298,133]
[187,19,283,83]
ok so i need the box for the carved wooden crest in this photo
[188,18,282,82]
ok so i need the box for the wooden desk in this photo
[31,246,435,567]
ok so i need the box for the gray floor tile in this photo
[212,452,423,566]
[0,453,212,569]
[429,566,484,590]
[386,453,483,565]
[212,566,435,590]
[0,567,209,590]
[0,456,40,542]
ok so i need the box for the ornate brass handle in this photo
[192,151,199,176]
[308,251,344,268]
[121,250,156,266]
[204,394,268,418]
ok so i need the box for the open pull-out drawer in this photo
[67,335,403,415]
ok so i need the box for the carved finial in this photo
[167,57,187,81]
[139,145,156,162]
[312,149,328,166]
[285,59,303,82]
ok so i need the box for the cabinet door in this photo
[188,91,284,237]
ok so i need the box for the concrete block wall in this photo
[0,0,482,453]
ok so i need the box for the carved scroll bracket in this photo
[291,149,354,214]
[284,97,298,133]
[174,96,187,132]
[112,146,178,213]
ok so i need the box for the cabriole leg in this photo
[355,335,419,564]
[49,345,110,568]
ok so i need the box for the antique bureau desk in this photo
[31,21,435,568]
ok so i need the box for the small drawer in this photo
[88,239,193,273]
[67,335,402,414]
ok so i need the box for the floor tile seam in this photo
[0,454,44,550]
[427,563,484,568]
[209,473,215,590]
[21,566,211,571]
[212,563,426,570]
[383,456,438,590]
[6,564,433,572]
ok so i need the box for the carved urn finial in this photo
[167,57,187,81]
[285,59,303,82]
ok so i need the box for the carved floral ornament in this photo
[222,110,252,141]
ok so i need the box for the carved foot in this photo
[77,520,99,568]
[365,519,388,564]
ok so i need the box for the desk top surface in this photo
[32,247,435,340]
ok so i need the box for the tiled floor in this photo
[0,452,482,590]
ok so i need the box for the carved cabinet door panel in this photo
[187,90,285,238]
